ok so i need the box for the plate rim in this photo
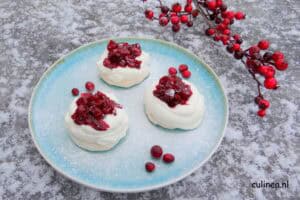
[28,37,228,193]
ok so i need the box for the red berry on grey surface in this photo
[151,145,163,158]
[85,81,95,91]
[163,153,175,163]
[145,162,155,172]
[71,88,79,96]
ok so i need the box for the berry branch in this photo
[142,0,288,117]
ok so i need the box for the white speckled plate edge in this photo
[28,37,228,193]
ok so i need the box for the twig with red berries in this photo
[142,0,288,117]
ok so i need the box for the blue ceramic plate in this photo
[29,38,228,192]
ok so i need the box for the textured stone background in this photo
[1,0,299,199]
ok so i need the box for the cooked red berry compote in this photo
[103,40,142,69]
[153,75,193,107]
[71,92,121,131]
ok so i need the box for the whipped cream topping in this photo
[97,50,150,88]
[144,80,205,130]
[65,92,128,151]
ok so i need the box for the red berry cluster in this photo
[142,0,288,117]
[145,145,175,172]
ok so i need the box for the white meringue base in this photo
[97,50,150,88]
[144,80,205,130]
[65,92,128,151]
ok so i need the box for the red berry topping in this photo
[192,9,199,17]
[71,88,79,96]
[233,34,241,41]
[172,24,181,32]
[223,29,230,35]
[258,66,275,78]
[168,67,177,75]
[258,99,270,109]
[235,11,245,20]
[187,21,193,27]
[205,28,215,36]
[85,81,95,91]
[257,109,266,118]
[145,9,154,20]
[272,51,284,61]
[249,46,260,56]
[207,1,216,10]
[103,40,142,69]
[163,153,175,163]
[180,15,189,23]
[71,92,121,131]
[184,4,193,13]
[264,77,277,89]
[145,162,155,172]
[171,16,180,24]
[159,17,169,26]
[172,3,182,13]
[179,64,188,72]
[232,43,240,51]
[151,145,163,158]
[182,70,191,78]
[275,59,288,71]
[153,75,193,107]
[258,40,270,50]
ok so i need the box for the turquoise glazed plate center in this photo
[29,38,228,192]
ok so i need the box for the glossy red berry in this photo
[258,40,270,50]
[180,15,189,23]
[71,88,79,96]
[168,67,177,75]
[171,16,180,24]
[264,77,277,89]
[275,59,288,71]
[258,99,270,109]
[159,17,169,26]
[232,43,240,51]
[207,1,216,10]
[249,46,260,56]
[172,24,181,32]
[205,28,216,36]
[145,9,154,20]
[145,162,155,172]
[184,4,193,13]
[257,109,266,117]
[85,81,95,91]
[235,11,245,20]
[151,145,163,158]
[223,29,230,35]
[179,64,188,72]
[272,51,284,61]
[163,153,175,163]
[258,66,275,78]
[182,70,191,78]
[172,3,182,13]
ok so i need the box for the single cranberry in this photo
[163,153,175,163]
[249,46,260,56]
[85,81,95,91]
[192,9,199,17]
[168,67,177,75]
[233,34,241,41]
[71,88,79,96]
[275,59,288,71]
[257,109,266,118]
[180,15,189,23]
[205,28,216,36]
[172,24,181,32]
[207,1,216,10]
[232,43,240,51]
[179,64,188,72]
[258,40,270,50]
[272,51,284,61]
[184,4,193,13]
[171,16,180,24]
[159,17,169,26]
[258,99,270,109]
[161,6,169,14]
[172,3,182,13]
[235,11,245,20]
[145,9,154,20]
[264,77,277,89]
[182,70,191,78]
[145,162,155,172]
[223,29,230,35]
[259,66,275,78]
[187,21,193,27]
[220,4,227,12]
[222,18,230,25]
[151,145,163,158]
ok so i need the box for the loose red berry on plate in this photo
[159,17,169,26]
[163,153,175,163]
[168,67,177,75]
[172,3,182,13]
[207,1,216,10]
[172,24,181,32]
[145,9,154,20]
[151,145,163,158]
[272,51,284,61]
[85,81,95,91]
[180,15,189,23]
[257,109,266,117]
[179,64,188,72]
[235,11,245,20]
[145,162,155,172]
[258,99,270,109]
[275,59,288,71]
[258,40,270,50]
[171,16,180,25]
[182,70,191,78]
[184,4,193,13]
[264,77,277,89]
[71,88,79,96]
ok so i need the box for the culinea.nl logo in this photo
[251,180,289,189]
